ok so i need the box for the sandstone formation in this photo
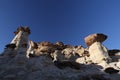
[85,33,107,46]
[0,27,120,80]
[88,42,111,64]
[10,26,30,51]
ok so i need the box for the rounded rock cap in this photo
[84,33,107,46]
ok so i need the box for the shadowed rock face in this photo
[55,42,65,50]
[54,60,80,70]
[108,49,120,56]
[85,33,107,46]
[5,44,16,49]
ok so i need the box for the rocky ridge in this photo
[0,26,120,80]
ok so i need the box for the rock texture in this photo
[85,33,107,46]
[89,42,111,64]
[0,27,120,80]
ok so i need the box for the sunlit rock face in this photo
[0,27,120,80]
[11,27,30,49]
[89,42,111,63]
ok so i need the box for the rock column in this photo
[85,33,111,63]
[5,26,30,53]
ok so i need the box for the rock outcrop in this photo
[10,26,30,52]
[84,33,111,64]
[0,27,120,80]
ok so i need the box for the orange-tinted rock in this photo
[85,33,107,46]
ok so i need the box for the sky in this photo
[0,0,120,53]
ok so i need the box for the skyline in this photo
[0,0,120,53]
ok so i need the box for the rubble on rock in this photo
[0,26,120,80]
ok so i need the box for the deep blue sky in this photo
[0,0,120,53]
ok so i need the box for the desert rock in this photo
[85,33,107,46]
[0,27,120,80]
[88,42,111,63]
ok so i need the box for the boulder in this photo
[62,47,78,61]
[73,46,87,57]
[55,42,65,50]
[85,33,107,46]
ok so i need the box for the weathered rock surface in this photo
[88,42,111,64]
[0,27,120,80]
[108,49,120,56]
[1,51,120,80]
[85,33,107,46]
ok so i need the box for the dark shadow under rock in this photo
[5,44,16,49]
[108,49,120,56]
[54,60,80,70]
[104,67,119,74]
